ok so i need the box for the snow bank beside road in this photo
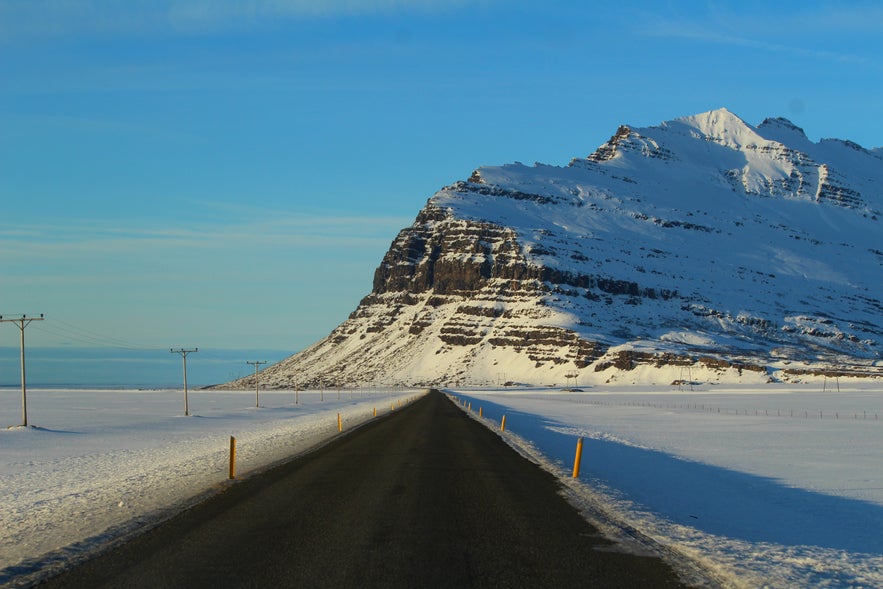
[451,384,883,588]
[0,388,423,587]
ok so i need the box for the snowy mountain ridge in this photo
[236,108,882,388]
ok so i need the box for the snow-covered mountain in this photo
[241,108,882,388]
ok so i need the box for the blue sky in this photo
[2,0,882,354]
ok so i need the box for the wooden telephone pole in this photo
[0,314,44,427]
[170,348,198,416]
[246,360,267,407]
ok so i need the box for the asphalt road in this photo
[37,390,689,588]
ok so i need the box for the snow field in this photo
[449,384,883,589]
[0,388,426,587]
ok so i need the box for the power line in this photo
[30,317,165,350]
[30,323,131,348]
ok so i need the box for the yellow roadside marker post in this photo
[229,436,236,480]
[572,438,584,478]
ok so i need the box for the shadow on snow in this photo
[458,394,883,555]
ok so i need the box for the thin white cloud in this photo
[193,199,413,229]
[645,23,870,64]
[0,212,408,302]
[787,4,883,34]
[0,212,410,258]
[0,0,471,42]
[634,4,879,66]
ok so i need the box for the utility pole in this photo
[170,348,198,416]
[246,360,267,407]
[1,314,44,427]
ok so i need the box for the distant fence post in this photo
[572,438,584,478]
[229,436,236,480]
[501,415,507,432]
[337,413,342,432]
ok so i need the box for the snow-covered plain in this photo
[3,385,881,588]
[0,387,424,588]
[450,383,883,588]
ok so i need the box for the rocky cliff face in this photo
[233,108,882,389]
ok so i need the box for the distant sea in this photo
[0,347,293,389]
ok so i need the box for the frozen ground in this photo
[0,387,423,587]
[450,383,883,588]
[3,384,881,588]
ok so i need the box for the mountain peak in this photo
[681,106,743,125]
[758,116,807,137]
[756,116,811,147]
[237,109,882,390]
[584,125,634,162]
[670,108,761,147]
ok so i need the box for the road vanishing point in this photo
[37,390,691,588]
